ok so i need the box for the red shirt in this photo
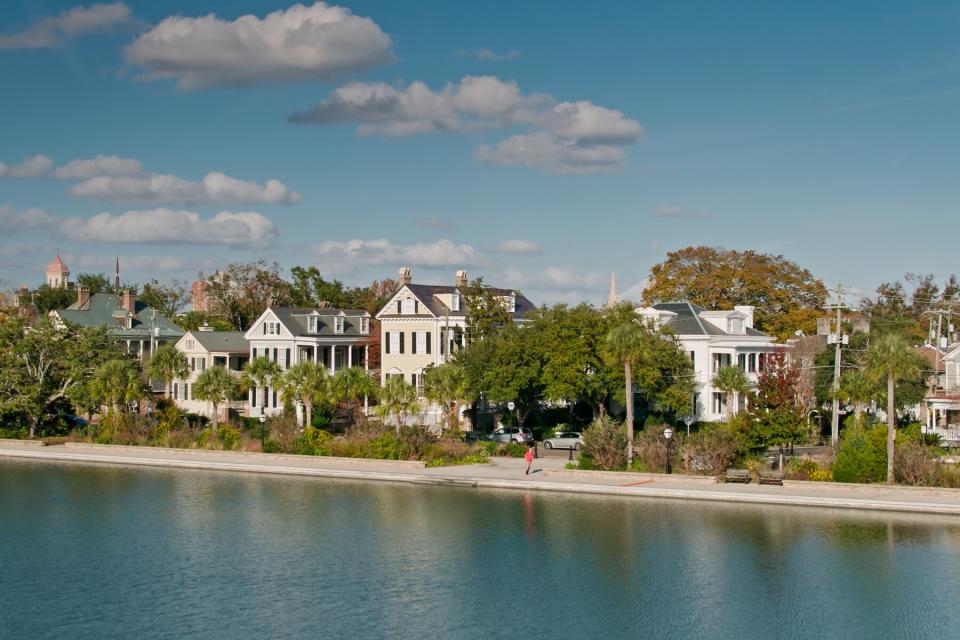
[524,449,534,462]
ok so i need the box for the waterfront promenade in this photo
[4,439,960,515]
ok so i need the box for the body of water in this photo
[2,460,960,639]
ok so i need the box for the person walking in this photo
[524,445,534,475]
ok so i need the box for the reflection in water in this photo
[3,460,960,639]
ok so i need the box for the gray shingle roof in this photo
[56,293,183,340]
[381,284,537,320]
[652,301,771,338]
[269,307,370,337]
[188,331,248,353]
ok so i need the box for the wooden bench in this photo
[758,471,784,486]
[723,469,751,483]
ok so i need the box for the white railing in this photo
[932,427,960,442]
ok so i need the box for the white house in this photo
[375,268,536,425]
[243,305,372,417]
[925,342,960,443]
[172,330,249,420]
[635,302,779,422]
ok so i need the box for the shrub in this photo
[786,457,820,480]
[833,425,888,483]
[809,468,833,482]
[293,427,333,456]
[633,426,679,474]
[893,441,937,486]
[682,427,742,475]
[581,418,627,470]
[219,424,241,451]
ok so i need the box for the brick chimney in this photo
[121,289,136,313]
[398,267,412,286]
[455,270,468,288]
[77,286,90,308]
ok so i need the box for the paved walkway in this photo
[4,440,960,515]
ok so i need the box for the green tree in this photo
[463,277,515,341]
[91,359,144,415]
[712,365,750,420]
[241,357,282,418]
[281,361,331,427]
[377,376,419,434]
[836,368,876,427]
[604,320,651,465]
[140,279,189,319]
[203,261,291,330]
[423,362,469,432]
[641,246,828,340]
[864,332,922,484]
[147,344,189,399]
[30,285,74,314]
[332,366,376,425]
[76,273,112,294]
[192,365,239,432]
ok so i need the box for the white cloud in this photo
[0,204,57,231]
[290,75,642,174]
[652,205,684,217]
[54,155,143,179]
[72,254,188,271]
[504,266,606,290]
[0,154,53,178]
[415,217,449,229]
[456,48,520,62]
[125,2,393,90]
[312,238,486,273]
[69,171,301,205]
[0,3,141,50]
[59,209,275,247]
[496,239,540,254]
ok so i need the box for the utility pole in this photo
[827,285,847,447]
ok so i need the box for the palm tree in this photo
[864,332,922,484]
[281,361,330,428]
[91,359,144,415]
[147,344,189,400]
[837,368,875,427]
[192,365,238,432]
[377,376,419,434]
[423,363,468,433]
[712,365,750,420]
[605,321,651,465]
[332,367,377,426]
[241,356,281,419]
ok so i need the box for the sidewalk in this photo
[3,440,960,515]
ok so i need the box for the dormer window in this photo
[360,317,369,334]
[308,316,318,333]
[335,316,344,334]
[401,298,416,314]
[729,318,744,334]
[451,291,461,312]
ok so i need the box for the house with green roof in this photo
[51,287,184,361]
[173,329,249,420]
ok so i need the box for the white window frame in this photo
[308,316,318,333]
[415,331,427,355]
[401,298,415,314]
[389,331,400,354]
[360,317,369,334]
[451,291,461,312]
[335,316,344,334]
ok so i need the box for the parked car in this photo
[542,431,584,450]
[463,431,492,443]
[490,427,534,444]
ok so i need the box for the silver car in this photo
[542,431,584,450]
[490,427,534,444]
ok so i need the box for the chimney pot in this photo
[121,289,136,313]
[398,267,412,286]
[77,286,91,308]
[455,270,468,288]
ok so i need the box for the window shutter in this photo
[414,300,419,314]
[262,323,266,335]
[252,347,257,359]
[412,332,417,355]
[426,332,432,354]
[386,332,391,354]
[400,332,405,354]
[397,300,402,314]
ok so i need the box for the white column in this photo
[363,345,369,414]
[330,346,336,375]
[347,344,353,368]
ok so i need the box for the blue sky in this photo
[1,1,958,306]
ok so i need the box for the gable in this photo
[375,285,436,319]
[244,308,293,340]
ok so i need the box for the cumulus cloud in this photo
[496,239,540,255]
[59,209,275,247]
[652,205,684,217]
[457,48,519,61]
[0,3,141,50]
[124,2,393,90]
[54,155,143,179]
[313,238,486,273]
[73,254,187,271]
[0,154,53,178]
[0,204,57,231]
[69,171,301,205]
[289,75,642,174]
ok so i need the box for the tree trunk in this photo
[304,401,313,429]
[210,402,219,433]
[853,401,863,427]
[395,411,402,435]
[625,361,634,466]
[886,372,895,484]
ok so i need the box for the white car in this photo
[542,431,584,450]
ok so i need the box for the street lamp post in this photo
[259,409,266,449]
[663,427,673,474]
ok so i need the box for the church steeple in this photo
[606,271,618,308]
[114,257,120,293]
